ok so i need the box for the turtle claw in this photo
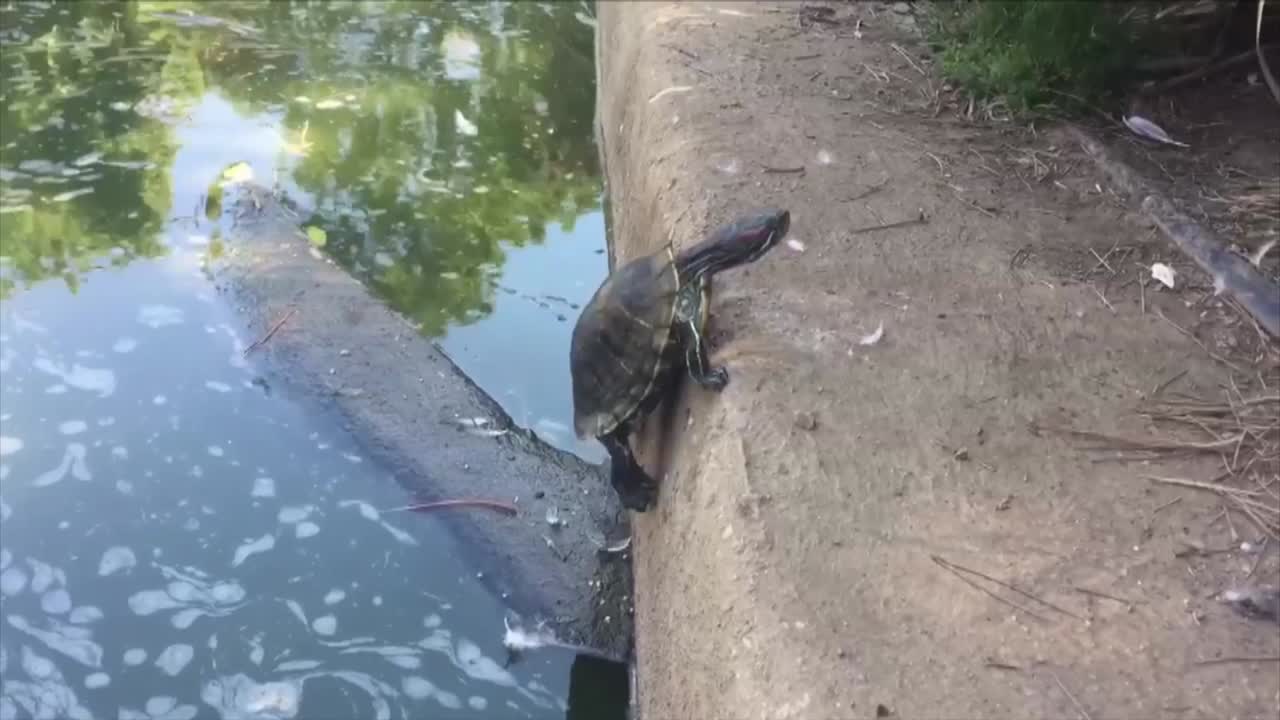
[617,479,656,512]
[703,366,729,392]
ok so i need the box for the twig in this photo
[1074,586,1146,606]
[1152,496,1183,515]
[1049,670,1093,720]
[1146,475,1260,496]
[1192,655,1280,666]
[1089,247,1116,275]
[383,499,519,517]
[243,307,296,356]
[890,43,926,77]
[849,213,928,235]
[931,555,1084,622]
[761,165,805,174]
[848,182,888,202]
[1092,286,1116,314]
[1257,0,1280,106]
[1139,271,1146,315]
[1155,309,1246,375]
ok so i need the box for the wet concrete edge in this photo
[205,183,634,662]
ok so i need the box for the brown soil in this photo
[596,2,1280,719]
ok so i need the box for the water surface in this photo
[0,1,615,717]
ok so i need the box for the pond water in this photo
[0,1,618,719]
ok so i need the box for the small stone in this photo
[953,447,969,461]
[338,349,351,357]
[892,1,910,13]
[794,411,818,431]
[876,704,894,718]
[534,490,545,499]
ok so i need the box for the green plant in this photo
[925,0,1160,114]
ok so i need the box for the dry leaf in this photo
[1150,262,1177,289]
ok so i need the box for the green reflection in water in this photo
[0,0,602,341]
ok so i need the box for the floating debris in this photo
[545,506,563,528]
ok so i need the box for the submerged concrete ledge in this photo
[210,182,632,661]
[596,2,1278,719]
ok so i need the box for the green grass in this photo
[924,1,1167,116]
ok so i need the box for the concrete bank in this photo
[208,182,632,661]
[596,2,1278,719]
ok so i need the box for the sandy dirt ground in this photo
[596,2,1279,718]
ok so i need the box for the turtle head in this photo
[739,208,790,264]
[678,208,791,278]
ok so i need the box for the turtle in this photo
[569,208,791,512]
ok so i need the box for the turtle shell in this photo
[570,244,686,439]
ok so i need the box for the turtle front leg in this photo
[598,425,657,512]
[683,319,728,391]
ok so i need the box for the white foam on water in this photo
[204,381,232,393]
[110,445,128,459]
[32,357,115,397]
[116,480,134,495]
[0,466,8,482]
[456,637,516,686]
[45,384,68,394]
[283,599,308,627]
[155,643,194,676]
[402,676,434,700]
[276,506,312,524]
[0,498,9,521]
[7,614,103,668]
[422,613,441,629]
[40,589,71,614]
[385,654,419,670]
[295,522,320,539]
[372,596,382,607]
[118,695,197,720]
[251,477,276,498]
[137,305,185,328]
[123,648,147,665]
[28,559,58,594]
[153,395,167,405]
[340,499,380,521]
[323,589,345,605]
[128,589,182,616]
[6,646,94,720]
[97,417,115,427]
[57,420,87,435]
[0,436,22,456]
[112,338,138,353]
[342,453,362,464]
[171,608,206,630]
[0,548,10,570]
[0,566,27,595]
[435,689,462,710]
[98,546,136,576]
[468,696,487,711]
[275,659,320,672]
[32,443,90,487]
[312,615,337,636]
[207,445,224,457]
[231,534,274,567]
[83,672,109,689]
[201,674,302,720]
[68,606,103,624]
[378,521,418,547]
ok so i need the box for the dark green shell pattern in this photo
[570,244,686,439]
